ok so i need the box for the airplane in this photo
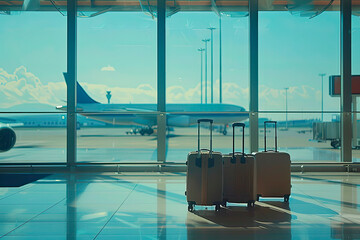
[56,75,249,136]
[0,78,248,153]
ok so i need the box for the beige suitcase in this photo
[254,121,291,202]
[186,119,223,212]
[223,123,257,207]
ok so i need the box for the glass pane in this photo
[77,12,156,106]
[166,12,249,107]
[0,113,66,163]
[76,10,157,163]
[259,11,340,112]
[165,3,249,162]
[0,12,66,112]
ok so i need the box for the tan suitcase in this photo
[253,121,291,202]
[186,119,223,212]
[223,123,257,207]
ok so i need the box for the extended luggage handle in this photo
[264,121,277,152]
[232,123,246,164]
[196,119,214,168]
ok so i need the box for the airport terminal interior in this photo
[1,0,360,239]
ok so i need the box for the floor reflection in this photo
[0,173,359,239]
[186,202,292,240]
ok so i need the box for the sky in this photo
[0,10,359,120]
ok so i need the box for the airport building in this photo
[0,0,360,239]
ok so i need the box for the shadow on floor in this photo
[0,174,50,187]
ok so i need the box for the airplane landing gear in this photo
[222,124,228,135]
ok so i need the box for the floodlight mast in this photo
[198,48,205,104]
[285,87,289,130]
[319,73,326,122]
[202,39,210,104]
[208,27,216,104]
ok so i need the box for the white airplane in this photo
[56,76,249,135]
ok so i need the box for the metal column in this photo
[157,0,167,163]
[249,0,259,153]
[67,0,77,169]
[340,0,352,162]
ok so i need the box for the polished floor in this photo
[0,172,359,239]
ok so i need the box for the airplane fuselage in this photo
[71,103,249,127]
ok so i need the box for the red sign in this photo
[329,75,360,96]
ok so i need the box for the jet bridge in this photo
[314,75,360,149]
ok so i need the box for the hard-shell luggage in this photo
[186,119,223,212]
[254,121,291,202]
[223,123,256,207]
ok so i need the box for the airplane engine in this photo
[0,127,16,152]
[167,115,190,127]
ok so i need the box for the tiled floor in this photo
[0,172,359,239]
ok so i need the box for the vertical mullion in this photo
[67,0,77,168]
[157,0,166,164]
[249,0,259,153]
[341,0,352,162]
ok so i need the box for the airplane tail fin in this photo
[63,73,99,104]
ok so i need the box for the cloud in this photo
[0,66,64,109]
[0,66,340,115]
[101,65,116,72]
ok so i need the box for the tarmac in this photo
[1,127,359,163]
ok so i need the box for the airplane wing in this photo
[132,113,158,126]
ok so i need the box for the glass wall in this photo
[0,11,66,163]
[0,0,358,166]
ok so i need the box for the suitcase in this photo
[186,119,223,212]
[223,123,256,207]
[253,121,291,202]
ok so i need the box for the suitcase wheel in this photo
[256,194,261,201]
[284,195,290,203]
[215,204,221,211]
[247,201,255,208]
[188,203,194,212]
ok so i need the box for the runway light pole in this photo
[208,27,216,104]
[319,73,326,122]
[285,87,289,130]
[198,48,205,104]
[219,17,222,104]
[202,39,210,104]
